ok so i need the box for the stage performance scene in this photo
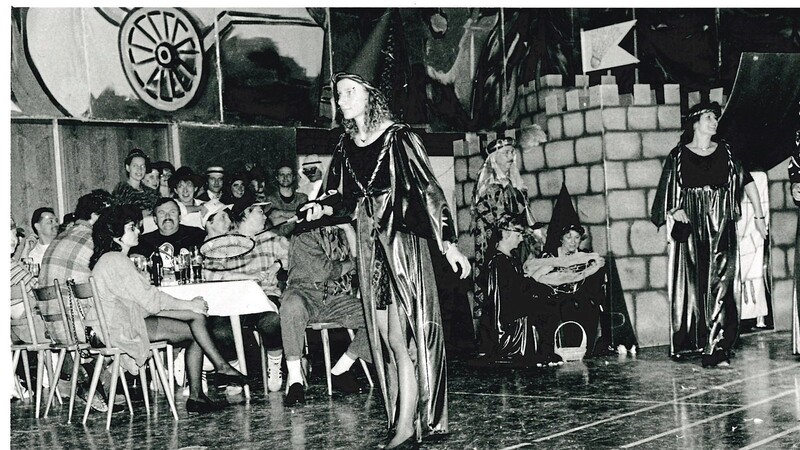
[8,6,800,449]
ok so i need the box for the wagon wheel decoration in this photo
[118,8,205,112]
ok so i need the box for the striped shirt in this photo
[40,220,93,286]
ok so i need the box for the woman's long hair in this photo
[341,86,395,139]
[89,205,141,269]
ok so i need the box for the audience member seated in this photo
[142,164,161,191]
[10,216,48,344]
[474,213,561,367]
[89,205,250,413]
[220,171,256,205]
[170,167,205,229]
[197,166,225,202]
[151,161,175,198]
[131,198,206,260]
[22,207,59,265]
[526,223,606,357]
[111,148,159,222]
[266,161,308,237]
[247,164,268,203]
[201,199,287,393]
[281,220,371,405]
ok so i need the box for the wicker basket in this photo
[554,321,587,362]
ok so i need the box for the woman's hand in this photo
[444,243,471,279]
[754,217,768,240]
[671,208,690,223]
[298,202,333,222]
[188,296,209,316]
[20,237,37,258]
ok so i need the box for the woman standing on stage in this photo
[651,102,767,367]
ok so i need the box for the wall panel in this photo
[10,120,58,236]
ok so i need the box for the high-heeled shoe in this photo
[383,433,419,450]
[215,369,255,386]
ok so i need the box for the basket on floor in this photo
[554,321,587,362]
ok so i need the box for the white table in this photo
[160,279,277,398]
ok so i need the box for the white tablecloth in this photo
[159,280,277,316]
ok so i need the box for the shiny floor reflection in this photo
[10,331,800,449]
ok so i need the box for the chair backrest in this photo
[10,283,41,346]
[33,280,77,346]
[86,277,114,348]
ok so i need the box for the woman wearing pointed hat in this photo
[651,101,767,367]
[470,136,544,354]
[300,11,470,448]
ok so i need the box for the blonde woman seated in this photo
[89,205,250,413]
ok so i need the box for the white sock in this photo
[268,353,282,365]
[286,359,303,386]
[330,353,355,376]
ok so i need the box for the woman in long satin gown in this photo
[789,129,800,355]
[651,102,767,367]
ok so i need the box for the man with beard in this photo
[266,161,308,237]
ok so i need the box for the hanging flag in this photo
[580,20,639,74]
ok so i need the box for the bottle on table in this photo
[150,251,163,286]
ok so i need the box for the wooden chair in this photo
[80,277,178,429]
[32,280,93,422]
[305,322,373,396]
[12,283,61,418]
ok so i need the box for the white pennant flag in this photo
[580,20,639,74]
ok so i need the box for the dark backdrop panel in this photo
[58,121,171,212]
[178,126,296,192]
[11,120,58,236]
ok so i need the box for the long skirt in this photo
[669,186,739,361]
[793,209,800,355]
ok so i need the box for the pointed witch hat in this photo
[332,9,393,91]
[544,183,583,255]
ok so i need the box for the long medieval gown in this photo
[323,123,453,436]
[651,141,753,364]
[789,131,800,355]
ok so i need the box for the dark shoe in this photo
[186,394,226,414]
[215,369,254,387]
[385,433,419,450]
[701,351,729,368]
[284,382,305,406]
[331,370,362,394]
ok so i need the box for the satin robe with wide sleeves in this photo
[789,133,800,355]
[651,142,747,359]
[324,123,454,436]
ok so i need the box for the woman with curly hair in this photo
[89,205,250,413]
[651,102,767,367]
[301,69,471,448]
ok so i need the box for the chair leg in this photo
[12,349,23,399]
[255,331,268,393]
[166,344,174,400]
[43,351,63,406]
[82,355,105,425]
[118,368,133,415]
[21,350,32,403]
[321,329,332,396]
[139,365,150,414]
[67,350,81,424]
[346,329,374,388]
[34,350,46,418]
[44,349,66,417]
[149,359,160,395]
[105,357,122,430]
[151,350,178,421]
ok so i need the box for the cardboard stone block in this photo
[562,112,585,137]
[531,198,554,223]
[585,108,603,134]
[521,145,545,172]
[633,290,669,347]
[463,181,474,205]
[772,280,794,331]
[575,136,603,164]
[454,157,469,182]
[468,155,485,179]
[709,87,724,105]
[767,156,791,180]
[465,132,480,155]
[452,139,465,158]
[602,107,627,130]
[688,91,701,109]
[566,89,582,111]
[544,140,575,168]
[601,75,616,85]
[519,115,534,127]
[642,131,681,158]
[546,116,563,140]
[619,93,633,107]
[575,75,589,88]
[649,256,668,289]
[457,207,471,233]
[485,131,498,144]
[539,74,563,88]
[604,132,642,160]
[539,170,565,196]
[577,194,607,224]
[616,257,648,290]
[590,164,605,193]
[626,160,664,188]
[771,247,786,278]
[657,105,681,129]
[527,93,539,113]
[630,219,666,254]
[663,84,680,104]
[586,224,607,254]
[628,106,658,130]
[771,211,798,245]
[608,190,647,219]
[589,84,620,107]
[521,173,539,197]
[633,84,653,105]
[609,221,631,255]
[564,166,589,195]
[605,161,627,190]
[457,233,475,260]
[545,94,563,115]
[769,181,786,209]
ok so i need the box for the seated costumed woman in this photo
[479,213,561,367]
[471,135,545,353]
[89,205,250,413]
[527,223,606,358]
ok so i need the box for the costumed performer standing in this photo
[651,102,767,367]
[789,128,800,355]
[300,16,470,449]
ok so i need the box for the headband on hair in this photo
[485,137,516,155]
